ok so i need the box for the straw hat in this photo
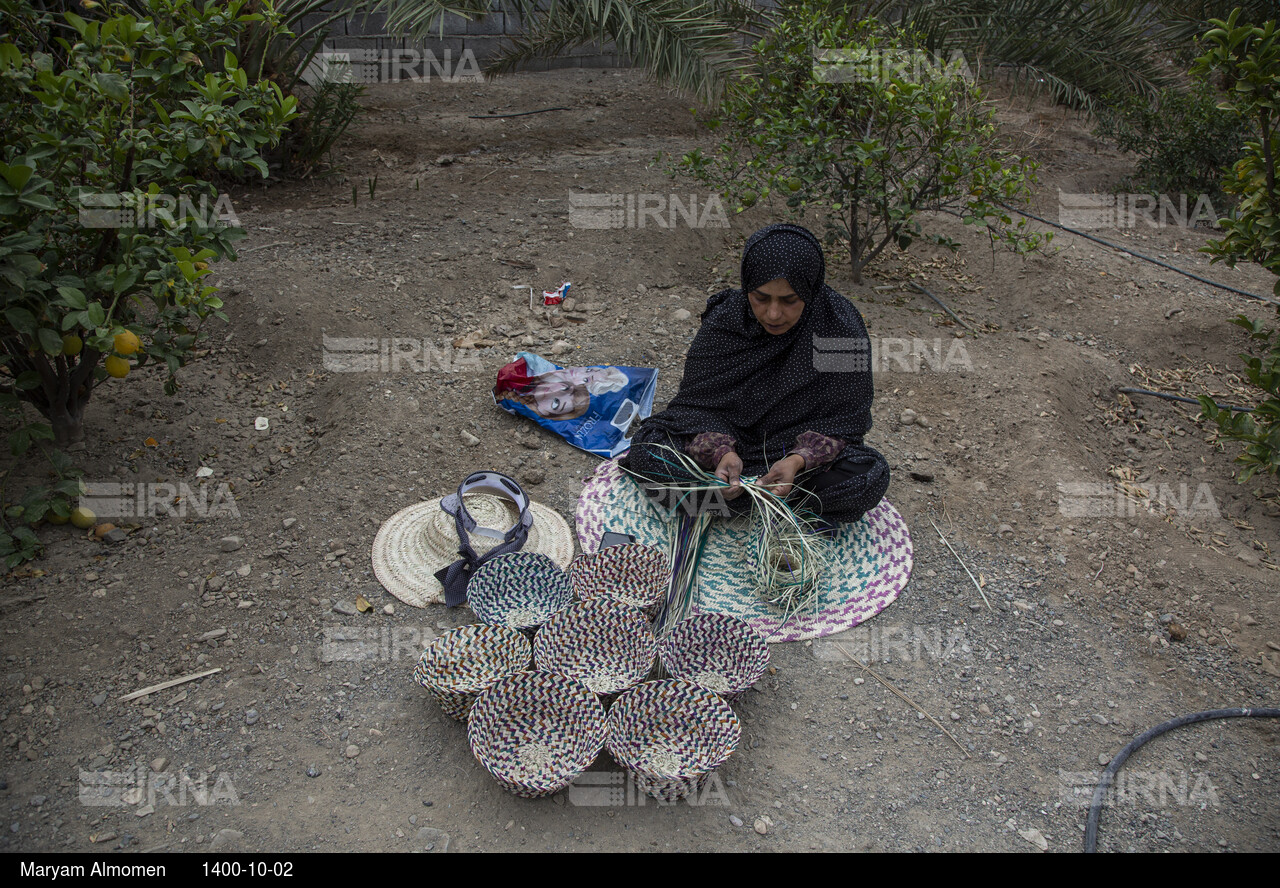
[372,493,575,608]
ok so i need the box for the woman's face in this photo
[532,380,582,417]
[749,278,805,334]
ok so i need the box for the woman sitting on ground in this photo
[621,222,889,526]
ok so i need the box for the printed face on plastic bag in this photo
[493,353,658,458]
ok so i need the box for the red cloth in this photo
[495,357,533,397]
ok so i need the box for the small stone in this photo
[673,308,692,321]
[282,517,297,529]
[1168,623,1187,642]
[523,467,545,485]
[135,804,154,818]
[899,409,917,425]
[345,744,360,759]
[332,601,357,616]
[754,818,769,835]
[29,795,46,807]
[729,815,743,828]
[979,703,991,715]
[306,765,320,778]
[209,828,243,851]
[236,564,252,578]
[414,826,450,853]
[1099,753,1110,765]
[200,629,227,642]
[1237,549,1261,567]
[949,711,961,721]
[1092,714,1108,725]
[997,524,1013,537]
[220,536,243,553]
[460,430,480,447]
[550,340,571,355]
[1195,752,1208,762]
[1018,828,1048,851]
[383,604,394,616]
[244,709,260,726]
[151,756,169,773]
[103,528,128,544]
[196,466,215,478]
[91,693,107,707]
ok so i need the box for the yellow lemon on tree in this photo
[114,330,142,355]
[70,506,96,529]
[104,355,130,378]
[62,334,83,356]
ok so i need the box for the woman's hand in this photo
[758,454,806,498]
[715,451,744,500]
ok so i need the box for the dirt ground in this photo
[1,69,1278,854]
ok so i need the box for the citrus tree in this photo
[0,0,296,559]
[1193,9,1280,484]
[679,2,1048,282]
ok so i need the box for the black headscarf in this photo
[638,223,875,473]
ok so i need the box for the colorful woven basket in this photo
[467,671,607,798]
[606,679,741,802]
[657,613,770,703]
[568,544,670,617]
[467,552,574,632]
[576,458,913,642]
[533,598,657,700]
[413,625,532,721]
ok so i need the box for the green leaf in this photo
[93,72,130,102]
[4,307,37,335]
[56,287,86,309]
[14,371,41,391]
[38,328,63,356]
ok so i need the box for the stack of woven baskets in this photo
[413,544,770,800]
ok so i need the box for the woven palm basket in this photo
[467,552,574,633]
[467,671,607,798]
[413,625,532,721]
[575,458,913,642]
[606,679,741,802]
[568,543,670,618]
[657,613,770,703]
[533,598,657,702]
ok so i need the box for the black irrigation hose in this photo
[1085,707,1280,853]
[467,107,571,119]
[1118,386,1254,413]
[999,203,1280,309]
